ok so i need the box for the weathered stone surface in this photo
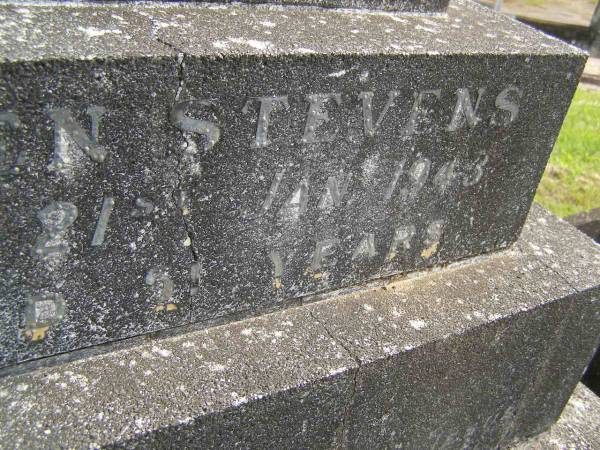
[0,1,586,368]
[1,206,599,448]
[154,0,450,13]
[512,383,600,450]
[566,207,600,243]
[564,207,600,396]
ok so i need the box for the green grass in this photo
[516,0,546,6]
[534,86,600,217]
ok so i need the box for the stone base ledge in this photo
[1,204,599,448]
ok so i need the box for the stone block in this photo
[512,383,600,450]
[1,206,599,448]
[179,0,449,12]
[0,0,586,367]
[566,207,600,243]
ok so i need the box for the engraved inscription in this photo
[311,239,339,273]
[447,88,485,131]
[302,93,342,144]
[47,106,106,173]
[280,178,309,222]
[171,100,221,151]
[91,196,114,246]
[23,292,66,341]
[243,96,289,148]
[318,173,350,210]
[352,233,378,260]
[33,202,78,260]
[145,268,177,312]
[359,90,400,137]
[386,225,416,262]
[262,169,285,212]
[4,79,529,360]
[131,197,155,218]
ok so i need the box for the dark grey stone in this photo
[566,207,600,243]
[512,383,600,450]
[564,208,600,396]
[96,0,450,13]
[1,205,599,448]
[0,0,587,368]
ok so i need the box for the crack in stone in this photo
[149,25,199,261]
[147,19,201,292]
[307,308,360,448]
[166,49,201,265]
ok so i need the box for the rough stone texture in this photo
[1,205,599,448]
[566,207,600,243]
[512,383,600,450]
[0,0,587,368]
[125,0,450,13]
[565,207,600,396]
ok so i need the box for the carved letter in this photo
[421,220,444,259]
[302,93,342,144]
[318,174,350,210]
[408,158,431,197]
[146,268,176,311]
[280,178,309,222]
[269,250,285,289]
[23,292,66,341]
[385,225,416,261]
[47,106,106,172]
[243,96,289,148]
[262,169,286,212]
[91,196,114,246]
[171,100,220,151]
[352,233,377,260]
[433,159,456,193]
[403,89,441,135]
[311,238,339,271]
[131,197,155,218]
[491,86,522,126]
[384,159,406,201]
[190,261,204,296]
[447,88,485,132]
[32,201,78,259]
[358,91,400,137]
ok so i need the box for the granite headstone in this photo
[0,0,586,368]
[1,206,599,448]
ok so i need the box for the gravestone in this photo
[0,0,587,371]
[1,206,599,448]
[201,0,450,11]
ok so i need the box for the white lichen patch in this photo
[151,346,172,358]
[327,69,347,78]
[409,319,427,330]
[383,345,398,355]
[293,48,316,54]
[77,26,122,38]
[228,37,272,51]
[328,367,347,376]
[205,361,226,372]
